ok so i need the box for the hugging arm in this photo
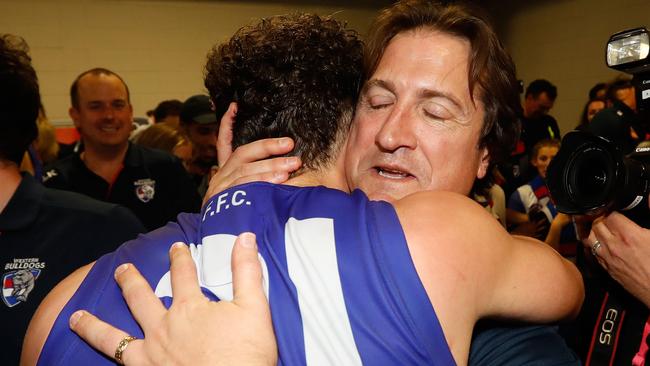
[397,191,584,325]
[204,102,301,204]
[68,234,277,366]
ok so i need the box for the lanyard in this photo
[586,292,627,366]
[632,317,650,366]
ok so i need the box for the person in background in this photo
[507,139,577,257]
[473,168,507,228]
[501,79,560,198]
[20,105,59,180]
[558,191,650,364]
[43,68,201,230]
[576,98,606,131]
[131,99,184,140]
[179,94,220,196]
[134,123,193,171]
[152,99,183,127]
[589,78,644,153]
[0,34,145,365]
[521,79,561,151]
[580,207,650,364]
[589,82,608,101]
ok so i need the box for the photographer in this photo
[546,26,650,364]
[586,209,650,309]
[572,209,650,366]
[589,79,643,155]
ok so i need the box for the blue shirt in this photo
[40,183,454,365]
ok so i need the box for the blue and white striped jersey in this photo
[40,182,454,365]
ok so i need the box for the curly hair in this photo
[204,13,364,171]
[365,0,521,196]
[0,34,40,165]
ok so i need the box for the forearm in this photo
[506,209,529,225]
[544,219,563,251]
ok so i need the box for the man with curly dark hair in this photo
[205,14,362,172]
[29,12,581,366]
[0,34,145,365]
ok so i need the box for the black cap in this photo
[180,95,218,125]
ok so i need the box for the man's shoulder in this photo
[392,190,512,267]
[42,187,136,220]
[37,187,146,238]
[394,191,483,221]
[128,143,181,167]
[543,114,558,124]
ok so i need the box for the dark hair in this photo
[577,98,606,130]
[606,78,633,104]
[70,67,130,109]
[525,79,557,100]
[365,0,521,195]
[0,34,39,165]
[589,82,608,100]
[205,13,363,171]
[153,99,183,123]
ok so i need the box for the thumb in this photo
[231,232,267,307]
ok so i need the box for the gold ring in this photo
[114,335,137,365]
[591,240,602,256]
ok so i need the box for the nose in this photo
[375,105,417,152]
[103,106,115,120]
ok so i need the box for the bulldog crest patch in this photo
[134,179,156,203]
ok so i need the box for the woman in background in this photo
[134,123,193,171]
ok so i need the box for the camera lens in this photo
[565,146,616,210]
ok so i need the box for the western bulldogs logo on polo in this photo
[3,269,41,307]
[134,179,156,203]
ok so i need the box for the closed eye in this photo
[366,95,394,110]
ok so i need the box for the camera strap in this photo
[632,317,650,366]
[585,291,626,366]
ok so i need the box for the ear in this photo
[217,102,237,168]
[476,147,490,179]
[69,107,81,129]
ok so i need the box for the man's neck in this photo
[81,142,129,183]
[0,162,23,214]
[286,170,348,192]
[285,152,349,193]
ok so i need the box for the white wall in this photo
[0,0,379,123]
[498,0,650,134]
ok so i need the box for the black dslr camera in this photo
[547,27,650,227]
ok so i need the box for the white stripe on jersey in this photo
[285,217,362,366]
[154,236,269,301]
